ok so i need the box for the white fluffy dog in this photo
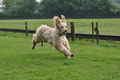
[32,15,74,59]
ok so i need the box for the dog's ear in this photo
[53,16,61,27]
[61,15,67,26]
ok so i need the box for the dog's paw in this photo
[71,53,74,57]
[65,54,74,59]
[32,46,35,50]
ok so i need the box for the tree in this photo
[38,0,82,17]
[2,0,38,18]
[1,0,120,18]
[38,0,119,18]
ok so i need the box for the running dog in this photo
[32,15,74,59]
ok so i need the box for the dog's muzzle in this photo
[63,30,67,35]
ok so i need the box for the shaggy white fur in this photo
[32,15,74,59]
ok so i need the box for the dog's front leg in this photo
[63,38,71,51]
[54,44,72,59]
[63,42,70,51]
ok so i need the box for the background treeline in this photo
[0,0,120,19]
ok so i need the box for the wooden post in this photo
[92,22,94,44]
[70,22,75,41]
[25,22,28,36]
[95,22,99,45]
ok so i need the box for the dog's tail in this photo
[32,34,36,42]
[32,34,37,49]
[33,34,36,38]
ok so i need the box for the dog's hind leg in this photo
[41,41,44,46]
[41,39,47,46]
[32,40,36,49]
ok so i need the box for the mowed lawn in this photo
[0,32,120,80]
[0,19,120,80]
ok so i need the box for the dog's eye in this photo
[61,26,63,28]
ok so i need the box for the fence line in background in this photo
[70,22,76,41]
[0,28,119,41]
[0,22,120,42]
[25,22,28,36]
[92,22,99,44]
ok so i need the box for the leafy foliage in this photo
[2,0,37,18]
[0,0,120,18]
[39,0,120,18]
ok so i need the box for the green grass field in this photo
[0,19,120,80]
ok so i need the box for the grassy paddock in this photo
[0,32,120,80]
[0,19,120,80]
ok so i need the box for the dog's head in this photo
[53,15,67,36]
